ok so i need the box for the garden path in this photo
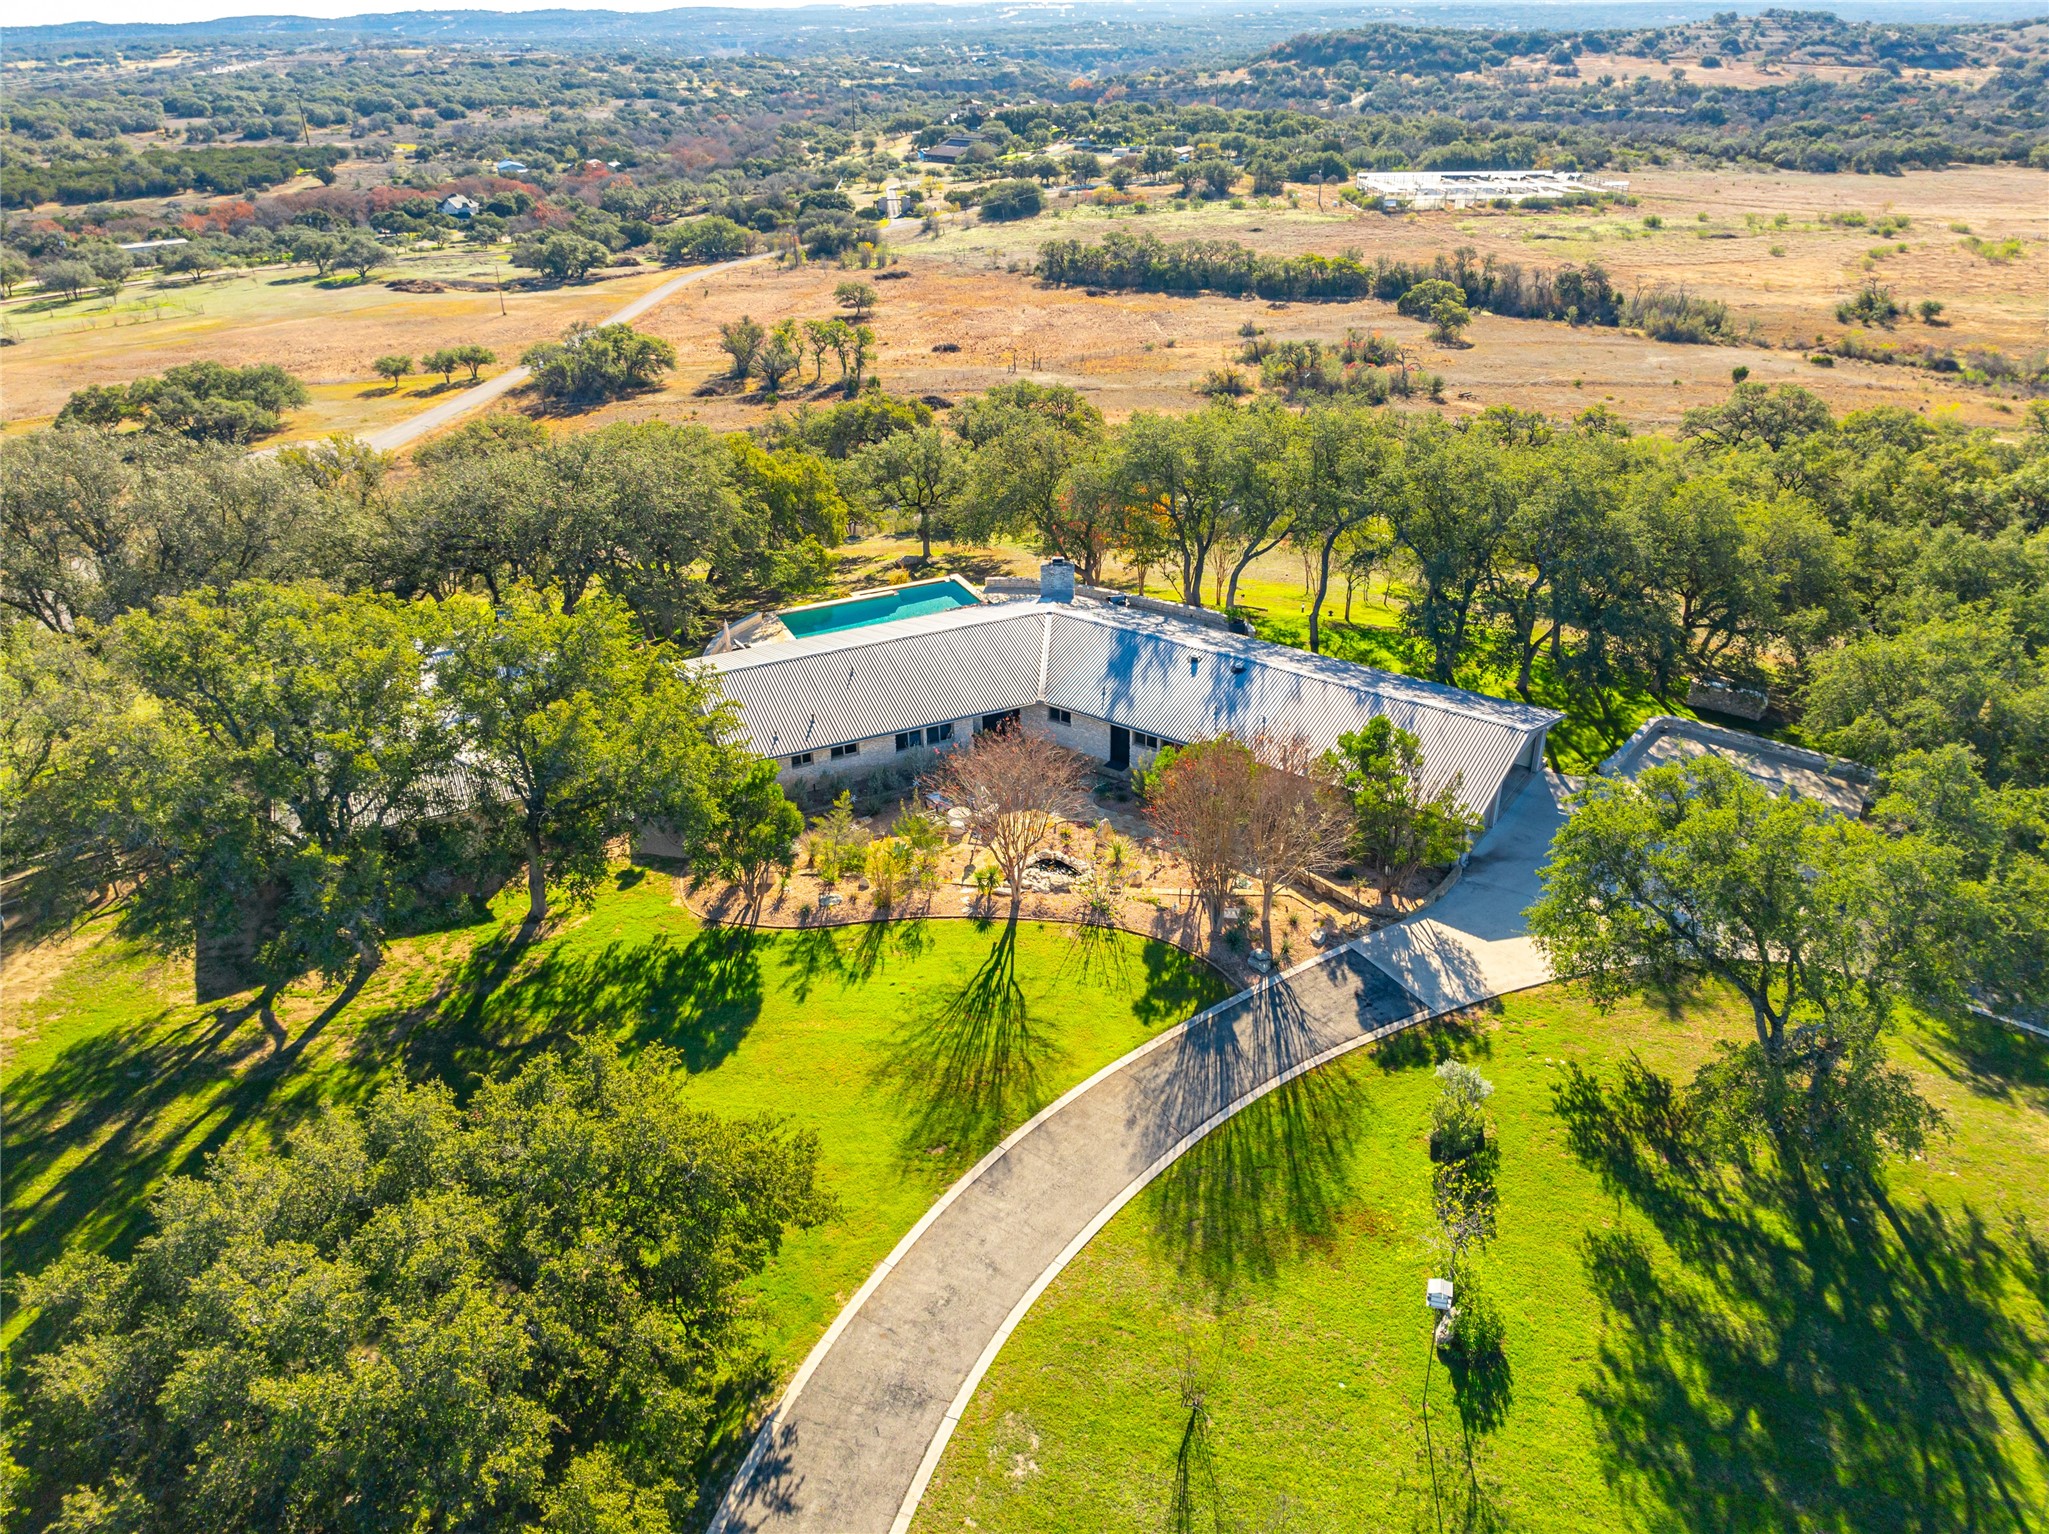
[711,772,1567,1534]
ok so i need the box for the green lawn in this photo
[915,987,2049,1533]
[1,869,1229,1502]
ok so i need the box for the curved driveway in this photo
[711,771,1567,1534]
[357,253,767,453]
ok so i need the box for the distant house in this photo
[494,158,529,176]
[117,237,189,253]
[700,562,1558,826]
[918,134,978,164]
[438,194,480,218]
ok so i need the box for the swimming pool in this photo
[779,576,982,638]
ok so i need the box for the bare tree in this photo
[1143,736,1256,932]
[930,724,1091,925]
[1238,731,1349,957]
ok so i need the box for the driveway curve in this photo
[357,253,767,453]
[711,771,1567,1534]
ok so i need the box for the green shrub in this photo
[978,179,1045,222]
[520,323,675,404]
[660,215,754,266]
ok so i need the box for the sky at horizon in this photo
[28,0,922,28]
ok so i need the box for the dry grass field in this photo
[5,167,2042,445]
[0,246,675,436]
[574,165,2046,438]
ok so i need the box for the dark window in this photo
[830,741,861,760]
[926,722,954,745]
[896,732,918,752]
[980,709,1020,733]
[788,751,813,767]
[1048,707,1072,726]
[1134,732,1163,750]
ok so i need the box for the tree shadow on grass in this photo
[776,917,932,1004]
[1558,1063,2049,1533]
[872,920,1064,1167]
[1,989,394,1300]
[1146,1053,1373,1305]
[1132,931,1231,1029]
[1907,1011,2049,1113]
[393,924,768,1090]
[1372,1009,1494,1075]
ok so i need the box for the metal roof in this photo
[703,604,1045,758]
[701,600,1560,816]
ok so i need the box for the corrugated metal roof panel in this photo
[709,609,1046,757]
[1043,612,1539,818]
[698,598,1558,816]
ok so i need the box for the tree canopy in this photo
[15,1037,832,1533]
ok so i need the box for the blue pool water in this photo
[780,577,981,637]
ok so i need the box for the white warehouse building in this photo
[702,564,1559,828]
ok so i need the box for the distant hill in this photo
[17,1,2048,63]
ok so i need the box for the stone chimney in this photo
[1039,557,1075,603]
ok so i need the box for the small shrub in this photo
[1443,1280,1505,1363]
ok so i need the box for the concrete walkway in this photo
[357,253,767,453]
[711,772,1566,1534]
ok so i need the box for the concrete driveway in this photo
[712,772,1567,1533]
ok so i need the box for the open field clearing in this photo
[0,244,673,434]
[563,167,2043,439]
[916,986,2049,1533]
[8,169,2039,445]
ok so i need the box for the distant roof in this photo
[703,600,1558,816]
[1600,715,1871,817]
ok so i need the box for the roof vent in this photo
[1231,658,1247,675]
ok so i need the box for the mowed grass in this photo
[1,869,1229,1434]
[916,987,2049,1533]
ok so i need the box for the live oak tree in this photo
[438,586,742,930]
[9,583,466,1019]
[850,424,965,562]
[704,757,804,921]
[833,278,877,321]
[1527,754,1957,1168]
[15,1037,832,1534]
[1,428,337,631]
[521,323,675,405]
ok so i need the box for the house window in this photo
[896,732,918,752]
[980,710,1020,733]
[926,722,954,746]
[1048,707,1072,726]
[788,751,814,767]
[830,741,861,760]
[1133,732,1164,751]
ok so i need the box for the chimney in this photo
[1040,557,1075,603]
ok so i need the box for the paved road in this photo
[356,253,767,453]
[711,772,1566,1534]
